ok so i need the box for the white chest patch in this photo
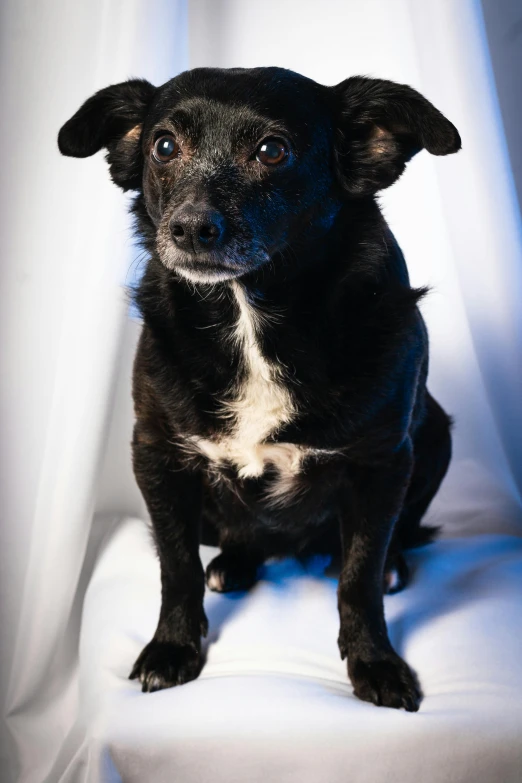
[189,282,305,503]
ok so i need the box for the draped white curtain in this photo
[1,1,520,781]
[0,2,188,780]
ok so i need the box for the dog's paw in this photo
[383,551,409,595]
[129,639,202,692]
[349,654,422,712]
[206,551,259,593]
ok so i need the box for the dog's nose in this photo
[169,204,225,252]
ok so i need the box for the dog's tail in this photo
[397,522,440,551]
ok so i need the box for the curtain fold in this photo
[0,2,187,781]
[407,0,522,497]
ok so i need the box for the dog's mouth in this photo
[156,236,271,284]
[172,253,252,284]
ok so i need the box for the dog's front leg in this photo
[338,440,421,711]
[129,429,207,693]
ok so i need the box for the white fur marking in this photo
[225,281,296,476]
[190,282,306,503]
[175,266,241,284]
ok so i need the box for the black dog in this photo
[59,67,459,711]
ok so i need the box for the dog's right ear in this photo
[58,79,156,191]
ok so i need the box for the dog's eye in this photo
[153,135,180,163]
[255,138,288,166]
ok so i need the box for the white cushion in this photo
[74,460,522,782]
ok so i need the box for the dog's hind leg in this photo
[206,545,264,593]
[202,490,265,593]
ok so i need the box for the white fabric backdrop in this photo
[0,2,188,780]
[1,0,521,781]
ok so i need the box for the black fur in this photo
[59,67,459,710]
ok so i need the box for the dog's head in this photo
[58,67,460,283]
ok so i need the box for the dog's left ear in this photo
[58,79,156,191]
[333,76,461,196]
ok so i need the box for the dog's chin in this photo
[174,264,245,284]
[158,246,269,285]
